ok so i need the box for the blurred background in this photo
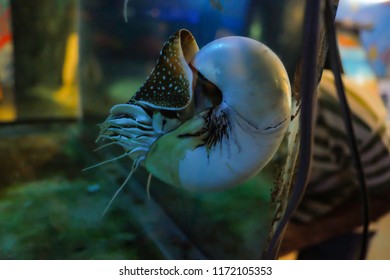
[0,0,389,259]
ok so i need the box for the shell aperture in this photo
[98,29,291,191]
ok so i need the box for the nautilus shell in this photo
[98,29,291,191]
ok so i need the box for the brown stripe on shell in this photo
[130,29,199,110]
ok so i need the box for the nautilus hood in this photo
[132,30,199,111]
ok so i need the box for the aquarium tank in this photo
[0,0,315,260]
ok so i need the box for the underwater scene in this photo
[1,0,390,260]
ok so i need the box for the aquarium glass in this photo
[0,0,305,260]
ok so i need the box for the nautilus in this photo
[98,29,291,192]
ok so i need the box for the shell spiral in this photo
[98,29,291,191]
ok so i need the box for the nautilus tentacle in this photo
[98,29,291,192]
